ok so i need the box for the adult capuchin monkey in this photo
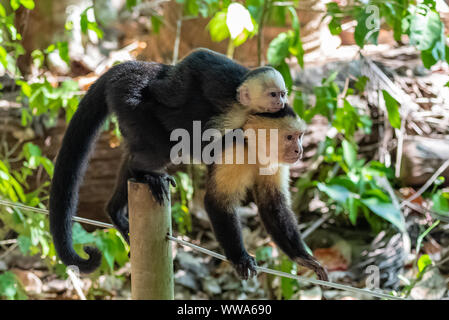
[205,105,328,281]
[49,48,291,276]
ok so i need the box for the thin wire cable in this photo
[0,199,405,300]
[0,199,113,229]
[167,235,404,300]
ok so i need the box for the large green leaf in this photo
[409,6,442,51]
[342,139,357,168]
[354,8,379,48]
[361,197,405,232]
[382,90,401,129]
[207,11,230,42]
[432,192,449,216]
[317,183,353,203]
[267,32,289,66]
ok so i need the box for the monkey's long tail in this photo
[49,76,110,273]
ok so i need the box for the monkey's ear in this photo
[238,85,251,106]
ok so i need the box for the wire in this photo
[0,199,113,229]
[166,235,404,300]
[0,198,405,300]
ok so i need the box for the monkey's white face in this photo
[238,70,288,112]
[281,131,303,164]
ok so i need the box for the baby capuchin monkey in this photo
[204,106,329,281]
[237,67,288,113]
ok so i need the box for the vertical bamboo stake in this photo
[128,180,174,300]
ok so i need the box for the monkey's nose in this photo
[294,149,299,153]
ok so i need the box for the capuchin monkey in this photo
[49,48,308,279]
[204,106,328,281]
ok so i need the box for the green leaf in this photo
[87,22,104,39]
[432,192,449,215]
[275,60,292,92]
[0,4,6,17]
[354,7,379,48]
[17,235,31,255]
[293,91,306,118]
[317,183,353,203]
[10,0,20,10]
[126,0,139,10]
[409,7,442,51]
[185,0,199,16]
[328,17,342,35]
[56,42,70,65]
[207,11,230,42]
[267,32,289,66]
[19,0,34,10]
[72,223,96,244]
[342,139,357,168]
[347,196,359,225]
[279,256,296,300]
[151,15,163,34]
[360,197,405,232]
[382,90,401,129]
[354,76,369,92]
[0,272,19,299]
[417,254,432,273]
[80,9,89,34]
[255,246,272,262]
[0,46,7,68]
[17,80,31,97]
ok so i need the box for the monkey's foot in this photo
[142,173,176,204]
[295,256,329,281]
[231,254,257,280]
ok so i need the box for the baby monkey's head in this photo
[237,67,287,113]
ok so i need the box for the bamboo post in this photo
[128,180,174,300]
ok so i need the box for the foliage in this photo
[325,0,448,68]
[171,172,193,234]
[293,73,407,233]
[0,271,27,300]
[0,0,448,300]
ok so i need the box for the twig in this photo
[301,213,330,239]
[0,243,18,259]
[257,0,271,66]
[0,239,17,245]
[402,200,449,223]
[172,18,182,65]
[400,159,449,207]
[66,267,87,300]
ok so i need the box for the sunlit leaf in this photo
[417,254,432,273]
[267,32,289,66]
[361,197,405,232]
[342,140,357,168]
[208,11,230,42]
[317,183,353,203]
[382,90,401,129]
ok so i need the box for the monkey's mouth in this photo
[284,156,300,163]
[268,104,284,111]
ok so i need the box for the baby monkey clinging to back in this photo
[237,66,288,113]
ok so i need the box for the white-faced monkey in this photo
[205,106,328,280]
[49,48,327,280]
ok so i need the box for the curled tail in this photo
[49,76,109,273]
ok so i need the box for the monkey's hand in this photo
[142,173,177,205]
[231,253,257,280]
[295,255,329,281]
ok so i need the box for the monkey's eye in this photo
[287,135,293,140]
[270,92,277,97]
[280,92,285,98]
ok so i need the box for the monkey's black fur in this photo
[50,49,254,273]
[49,48,327,280]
